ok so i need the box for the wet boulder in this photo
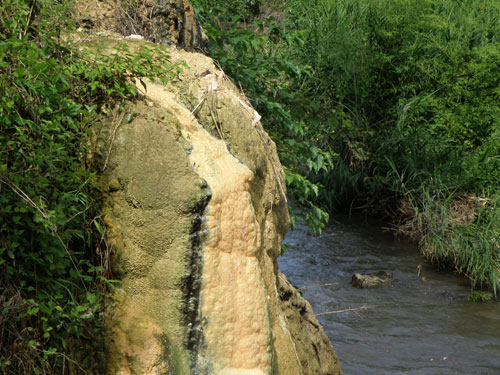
[351,271,393,288]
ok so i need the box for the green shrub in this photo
[280,0,500,292]
[286,0,500,200]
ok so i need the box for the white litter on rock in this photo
[126,34,144,40]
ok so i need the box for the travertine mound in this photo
[94,36,341,375]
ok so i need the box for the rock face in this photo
[148,0,209,51]
[94,37,341,375]
[277,273,341,374]
[75,0,208,52]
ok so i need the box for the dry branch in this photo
[298,282,339,290]
[316,305,376,316]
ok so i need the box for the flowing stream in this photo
[278,215,500,375]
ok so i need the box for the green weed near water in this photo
[0,0,178,373]
[417,193,500,296]
[468,290,494,303]
[395,185,500,295]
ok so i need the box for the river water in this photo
[278,215,500,375]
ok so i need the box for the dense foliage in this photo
[286,0,500,205]
[192,0,499,294]
[0,1,176,373]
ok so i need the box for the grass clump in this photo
[0,0,178,373]
[401,191,500,295]
[468,291,494,303]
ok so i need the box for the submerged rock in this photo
[351,271,393,288]
[92,36,342,374]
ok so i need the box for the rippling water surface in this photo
[278,216,500,375]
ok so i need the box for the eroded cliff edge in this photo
[93,36,341,375]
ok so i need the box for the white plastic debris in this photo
[126,34,144,40]
[207,80,218,92]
